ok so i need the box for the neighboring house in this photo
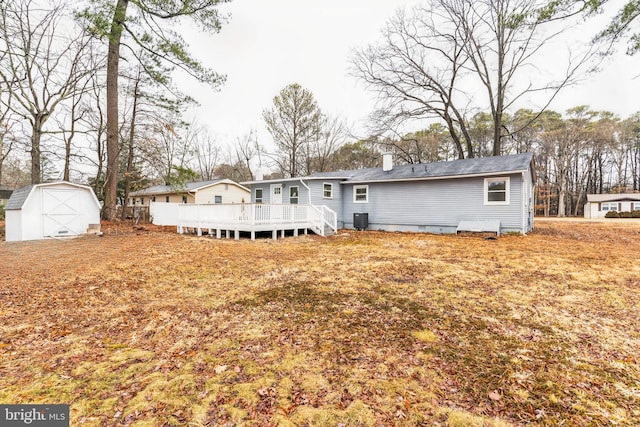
[242,152,536,235]
[5,181,101,242]
[584,193,640,218]
[0,186,13,206]
[129,179,251,206]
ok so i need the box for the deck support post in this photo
[216,229,221,239]
[197,228,202,237]
[272,230,277,240]
[304,228,308,235]
[294,228,298,237]
[225,230,229,239]
[251,231,255,240]
[234,230,239,240]
[281,229,285,239]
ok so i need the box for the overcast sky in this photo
[180,0,640,147]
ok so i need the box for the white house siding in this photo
[194,184,250,204]
[586,200,640,218]
[341,174,524,234]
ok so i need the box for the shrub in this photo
[605,211,619,218]
[0,204,4,221]
[620,211,633,218]
[632,210,640,218]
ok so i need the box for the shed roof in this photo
[130,179,249,197]
[586,193,640,202]
[5,185,33,210]
[310,152,534,184]
[5,181,98,210]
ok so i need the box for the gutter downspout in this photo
[522,171,527,235]
[299,178,311,205]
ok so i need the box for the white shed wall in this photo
[5,210,21,241]
[5,183,101,242]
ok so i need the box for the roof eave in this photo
[341,169,529,185]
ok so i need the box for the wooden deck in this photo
[174,203,337,240]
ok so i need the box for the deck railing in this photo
[174,203,336,236]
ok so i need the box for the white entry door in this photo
[42,189,83,237]
[270,184,283,204]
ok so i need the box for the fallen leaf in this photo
[489,391,502,401]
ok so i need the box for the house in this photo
[584,193,640,218]
[241,152,536,235]
[5,181,101,242]
[0,185,13,206]
[129,179,251,206]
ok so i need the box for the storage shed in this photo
[5,181,101,242]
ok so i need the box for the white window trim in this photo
[484,177,510,205]
[633,202,640,210]
[353,185,369,203]
[323,183,333,199]
[289,186,299,204]
[255,188,263,203]
[602,202,618,211]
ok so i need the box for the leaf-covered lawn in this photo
[1,220,639,426]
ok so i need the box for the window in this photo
[289,186,299,204]
[634,202,640,210]
[215,195,222,204]
[165,196,170,203]
[182,195,187,204]
[255,188,263,204]
[152,196,156,202]
[601,202,618,211]
[353,185,368,203]
[141,197,144,206]
[485,177,510,205]
[323,183,333,199]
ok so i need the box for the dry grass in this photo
[1,220,639,426]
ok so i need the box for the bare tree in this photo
[0,0,94,184]
[263,83,323,177]
[192,127,221,181]
[234,130,260,181]
[352,6,474,159]
[353,0,599,158]
[307,115,348,173]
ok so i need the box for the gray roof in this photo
[310,152,534,183]
[5,185,34,210]
[587,193,640,202]
[130,179,227,196]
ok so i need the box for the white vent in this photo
[382,153,393,172]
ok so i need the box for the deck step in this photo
[456,220,501,236]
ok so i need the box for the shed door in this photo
[42,189,84,237]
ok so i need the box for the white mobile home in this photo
[5,182,101,242]
[584,193,640,218]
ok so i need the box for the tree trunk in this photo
[30,117,43,184]
[103,0,128,220]
[122,73,140,220]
